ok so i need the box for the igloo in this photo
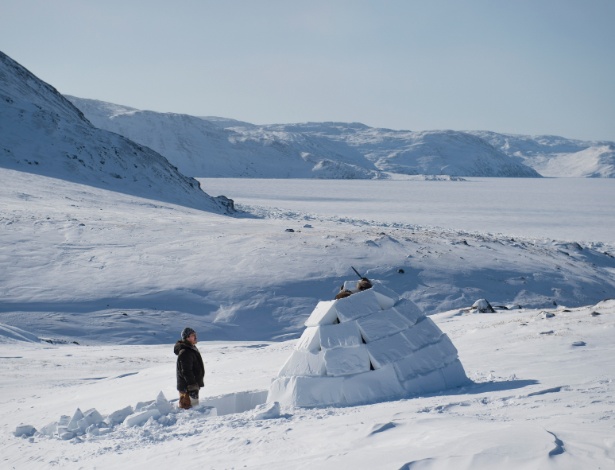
[267,281,469,408]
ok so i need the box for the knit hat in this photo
[181,327,196,340]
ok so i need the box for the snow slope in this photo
[266,123,541,178]
[471,131,615,178]
[0,51,232,212]
[2,170,614,344]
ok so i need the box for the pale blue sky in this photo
[2,0,614,141]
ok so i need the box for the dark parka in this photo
[174,340,205,392]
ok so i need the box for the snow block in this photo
[357,308,409,342]
[38,421,58,437]
[106,405,134,425]
[85,409,104,426]
[392,299,424,326]
[366,331,414,369]
[299,376,346,407]
[202,390,265,415]
[393,344,445,378]
[370,283,399,309]
[399,374,423,396]
[59,431,75,440]
[233,391,268,414]
[293,376,346,407]
[304,300,338,327]
[14,424,36,437]
[319,321,362,349]
[66,408,87,434]
[134,400,155,412]
[324,345,371,376]
[124,409,161,427]
[86,424,100,436]
[342,365,404,406]
[267,377,294,406]
[268,376,346,408]
[403,317,443,350]
[437,334,459,361]
[334,289,384,322]
[295,326,321,352]
[391,338,458,382]
[419,369,449,394]
[66,408,105,435]
[155,391,174,415]
[402,369,448,395]
[278,350,326,377]
[252,401,281,420]
[440,359,470,389]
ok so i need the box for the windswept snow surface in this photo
[2,170,615,468]
[202,176,615,244]
[3,303,615,469]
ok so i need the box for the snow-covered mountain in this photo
[68,95,615,179]
[67,96,542,178]
[267,123,541,178]
[66,97,383,179]
[0,51,233,212]
[471,131,615,178]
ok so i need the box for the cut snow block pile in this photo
[15,392,216,440]
[267,282,469,408]
[15,390,277,440]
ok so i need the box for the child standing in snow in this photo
[174,327,205,409]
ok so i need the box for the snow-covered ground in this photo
[2,171,614,468]
[201,176,615,243]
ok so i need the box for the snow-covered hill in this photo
[66,96,382,179]
[268,123,541,178]
[471,131,615,178]
[0,51,233,212]
[67,96,542,178]
[2,169,614,344]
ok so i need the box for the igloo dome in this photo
[267,281,469,407]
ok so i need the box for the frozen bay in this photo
[201,177,615,244]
